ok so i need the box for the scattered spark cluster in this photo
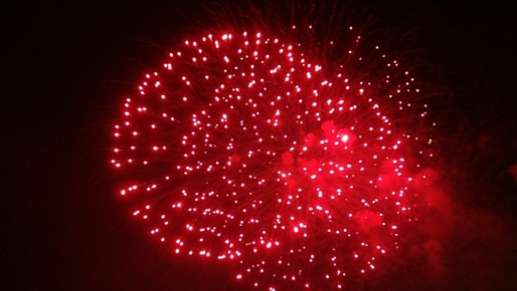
[110,27,436,290]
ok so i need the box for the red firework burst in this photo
[109,27,436,290]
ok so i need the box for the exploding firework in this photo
[109,25,436,290]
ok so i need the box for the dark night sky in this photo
[7,1,516,290]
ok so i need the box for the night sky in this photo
[7,1,516,290]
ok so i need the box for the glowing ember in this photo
[110,28,435,290]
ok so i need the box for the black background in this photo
[7,1,516,290]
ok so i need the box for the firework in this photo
[110,27,435,290]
